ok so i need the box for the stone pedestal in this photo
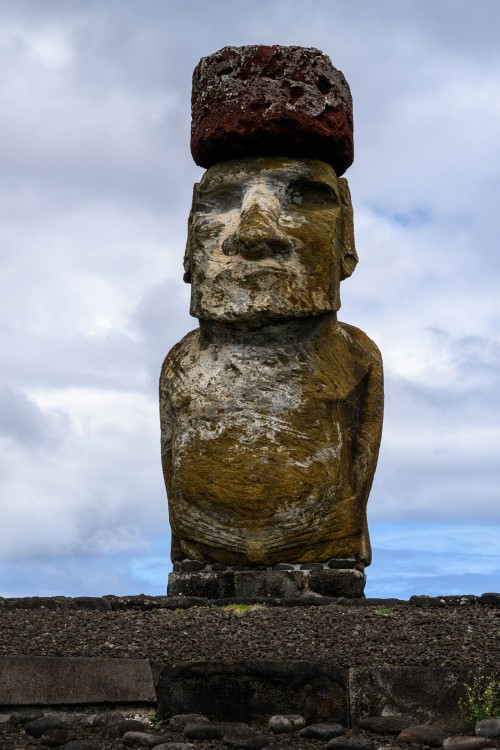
[168,560,365,599]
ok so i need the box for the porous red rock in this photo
[191,45,353,175]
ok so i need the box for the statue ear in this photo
[183,183,200,284]
[338,178,358,280]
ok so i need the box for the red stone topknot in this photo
[190,45,354,176]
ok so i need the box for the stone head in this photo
[183,155,358,323]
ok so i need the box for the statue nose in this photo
[222,186,291,260]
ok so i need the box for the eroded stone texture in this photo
[157,661,349,724]
[160,156,383,566]
[183,157,357,319]
[191,46,353,175]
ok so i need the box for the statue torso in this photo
[160,317,381,564]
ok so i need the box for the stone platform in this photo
[168,559,366,599]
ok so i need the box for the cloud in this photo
[368,327,500,523]
[0,0,499,596]
[0,384,65,446]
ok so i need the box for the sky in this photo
[0,0,499,599]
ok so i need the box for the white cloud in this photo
[0,22,74,69]
[0,0,499,596]
[0,386,168,564]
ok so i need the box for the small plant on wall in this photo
[459,671,500,728]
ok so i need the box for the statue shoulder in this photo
[160,328,200,383]
[335,321,383,367]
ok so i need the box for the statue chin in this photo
[189,264,338,323]
[191,302,337,325]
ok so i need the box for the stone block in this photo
[0,657,156,706]
[234,571,303,598]
[157,660,349,724]
[168,571,233,598]
[349,667,500,734]
[168,567,365,599]
[191,45,354,175]
[306,569,366,597]
[328,559,357,569]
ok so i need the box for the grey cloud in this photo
[133,279,194,389]
[365,326,500,523]
[0,383,67,446]
[387,328,500,416]
[0,0,499,596]
[0,6,200,218]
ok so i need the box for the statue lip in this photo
[214,265,289,281]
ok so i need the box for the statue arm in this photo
[352,346,384,509]
[159,360,174,493]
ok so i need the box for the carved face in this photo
[185,156,357,322]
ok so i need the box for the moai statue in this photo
[160,46,383,598]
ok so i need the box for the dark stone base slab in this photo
[0,657,156,706]
[2,593,498,610]
[349,666,500,734]
[167,567,366,599]
[157,660,349,724]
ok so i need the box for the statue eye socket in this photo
[196,187,242,213]
[285,180,337,210]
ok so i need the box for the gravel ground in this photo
[1,601,499,749]
[1,602,499,667]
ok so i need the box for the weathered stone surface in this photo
[167,568,365,598]
[480,593,500,605]
[299,723,346,740]
[109,719,150,737]
[410,595,447,608]
[9,709,45,725]
[157,661,349,724]
[191,45,353,175]
[397,724,448,746]
[39,727,78,746]
[24,715,66,737]
[476,721,500,739]
[162,48,382,578]
[350,667,500,733]
[92,711,125,728]
[161,158,382,568]
[168,570,303,598]
[268,714,305,733]
[327,737,375,750]
[183,721,249,739]
[0,656,156,705]
[169,714,209,732]
[307,569,366,597]
[183,157,358,320]
[180,560,205,572]
[328,558,357,569]
[71,596,112,611]
[223,732,268,749]
[122,731,171,748]
[359,714,417,733]
[3,596,73,610]
[443,738,500,750]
